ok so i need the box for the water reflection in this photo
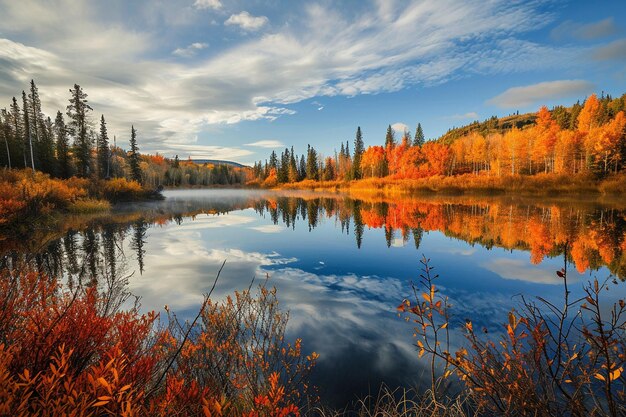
[1,189,625,407]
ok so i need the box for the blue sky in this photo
[0,0,625,165]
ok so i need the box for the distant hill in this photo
[438,112,537,144]
[189,159,249,168]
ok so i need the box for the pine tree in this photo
[385,124,395,149]
[0,110,11,168]
[29,80,45,170]
[97,115,110,179]
[351,126,364,179]
[9,97,24,168]
[413,123,424,147]
[40,116,56,175]
[288,146,298,182]
[269,150,278,170]
[298,155,306,180]
[22,91,35,171]
[128,125,142,183]
[306,144,318,180]
[278,147,289,183]
[67,84,93,177]
[54,111,71,178]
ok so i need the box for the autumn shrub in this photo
[96,177,147,202]
[159,284,318,416]
[0,169,89,225]
[399,255,626,417]
[0,263,313,416]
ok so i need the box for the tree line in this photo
[253,93,626,185]
[0,81,248,188]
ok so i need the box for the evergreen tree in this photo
[54,111,71,178]
[97,115,110,179]
[352,126,364,179]
[40,116,56,175]
[1,110,11,168]
[29,80,45,170]
[385,124,395,149]
[278,147,289,183]
[288,146,298,182]
[306,144,318,180]
[128,125,142,183]
[22,91,35,170]
[413,123,424,147]
[269,150,278,170]
[67,84,93,177]
[9,97,24,168]
[298,155,306,180]
[569,101,582,130]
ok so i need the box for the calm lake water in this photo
[2,189,626,407]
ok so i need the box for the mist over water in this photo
[2,189,625,407]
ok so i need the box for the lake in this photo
[2,189,625,407]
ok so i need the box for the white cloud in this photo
[487,80,594,109]
[172,42,208,58]
[312,100,324,111]
[0,0,578,156]
[224,11,268,31]
[551,18,618,41]
[593,39,626,61]
[244,140,285,148]
[391,122,409,134]
[154,144,254,160]
[446,112,479,120]
[193,0,222,10]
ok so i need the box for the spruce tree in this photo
[97,115,110,179]
[128,125,142,183]
[0,110,11,168]
[288,146,298,182]
[40,116,56,175]
[352,126,364,179]
[67,84,93,177]
[29,80,44,170]
[298,155,306,180]
[269,150,278,170]
[9,97,24,168]
[306,144,318,180]
[22,91,35,170]
[385,124,395,149]
[279,148,289,183]
[413,123,425,147]
[54,111,71,178]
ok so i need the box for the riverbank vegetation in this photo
[0,259,317,416]
[396,257,626,417]
[251,93,626,194]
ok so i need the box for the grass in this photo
[314,386,469,417]
[68,198,112,213]
[269,172,626,196]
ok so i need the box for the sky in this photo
[0,0,625,165]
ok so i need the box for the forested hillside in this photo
[252,93,626,187]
